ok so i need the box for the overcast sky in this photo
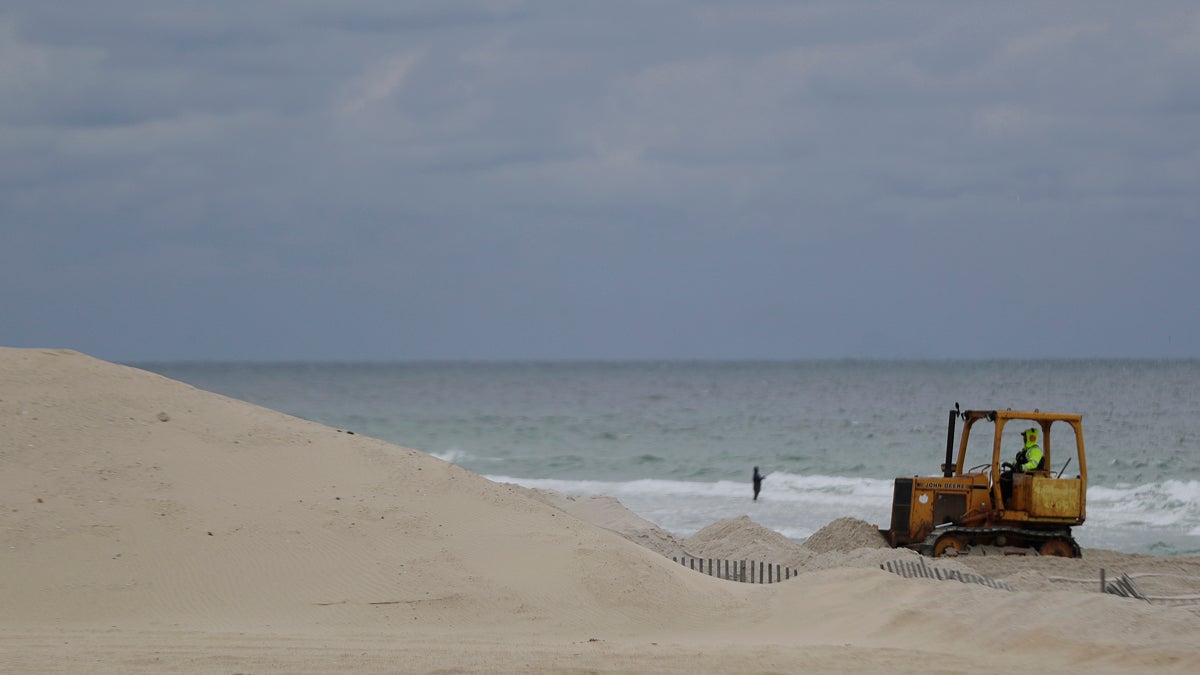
[3,1,1198,361]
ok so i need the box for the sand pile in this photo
[681,516,811,568]
[0,348,723,636]
[802,517,891,553]
[3,347,1200,673]
[525,499,895,572]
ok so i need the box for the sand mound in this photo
[683,516,812,568]
[0,348,725,635]
[802,517,891,553]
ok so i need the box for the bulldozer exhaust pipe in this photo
[944,408,957,477]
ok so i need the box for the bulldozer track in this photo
[919,525,1081,558]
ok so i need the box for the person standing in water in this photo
[752,466,764,501]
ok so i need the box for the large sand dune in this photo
[3,348,1199,673]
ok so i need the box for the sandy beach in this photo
[3,347,1199,673]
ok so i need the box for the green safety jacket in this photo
[1016,442,1044,472]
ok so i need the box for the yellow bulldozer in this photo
[880,405,1087,557]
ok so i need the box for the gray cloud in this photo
[2,1,1198,360]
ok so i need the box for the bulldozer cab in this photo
[950,409,1087,520]
[955,408,1089,511]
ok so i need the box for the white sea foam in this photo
[486,472,1200,552]
[487,472,899,541]
[1087,480,1200,528]
[431,448,469,464]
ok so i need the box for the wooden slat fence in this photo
[880,556,1014,591]
[1051,570,1200,609]
[671,556,799,584]
[1101,570,1150,602]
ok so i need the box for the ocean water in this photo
[136,360,1200,555]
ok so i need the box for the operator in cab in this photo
[1011,427,1044,472]
[1000,427,1044,503]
